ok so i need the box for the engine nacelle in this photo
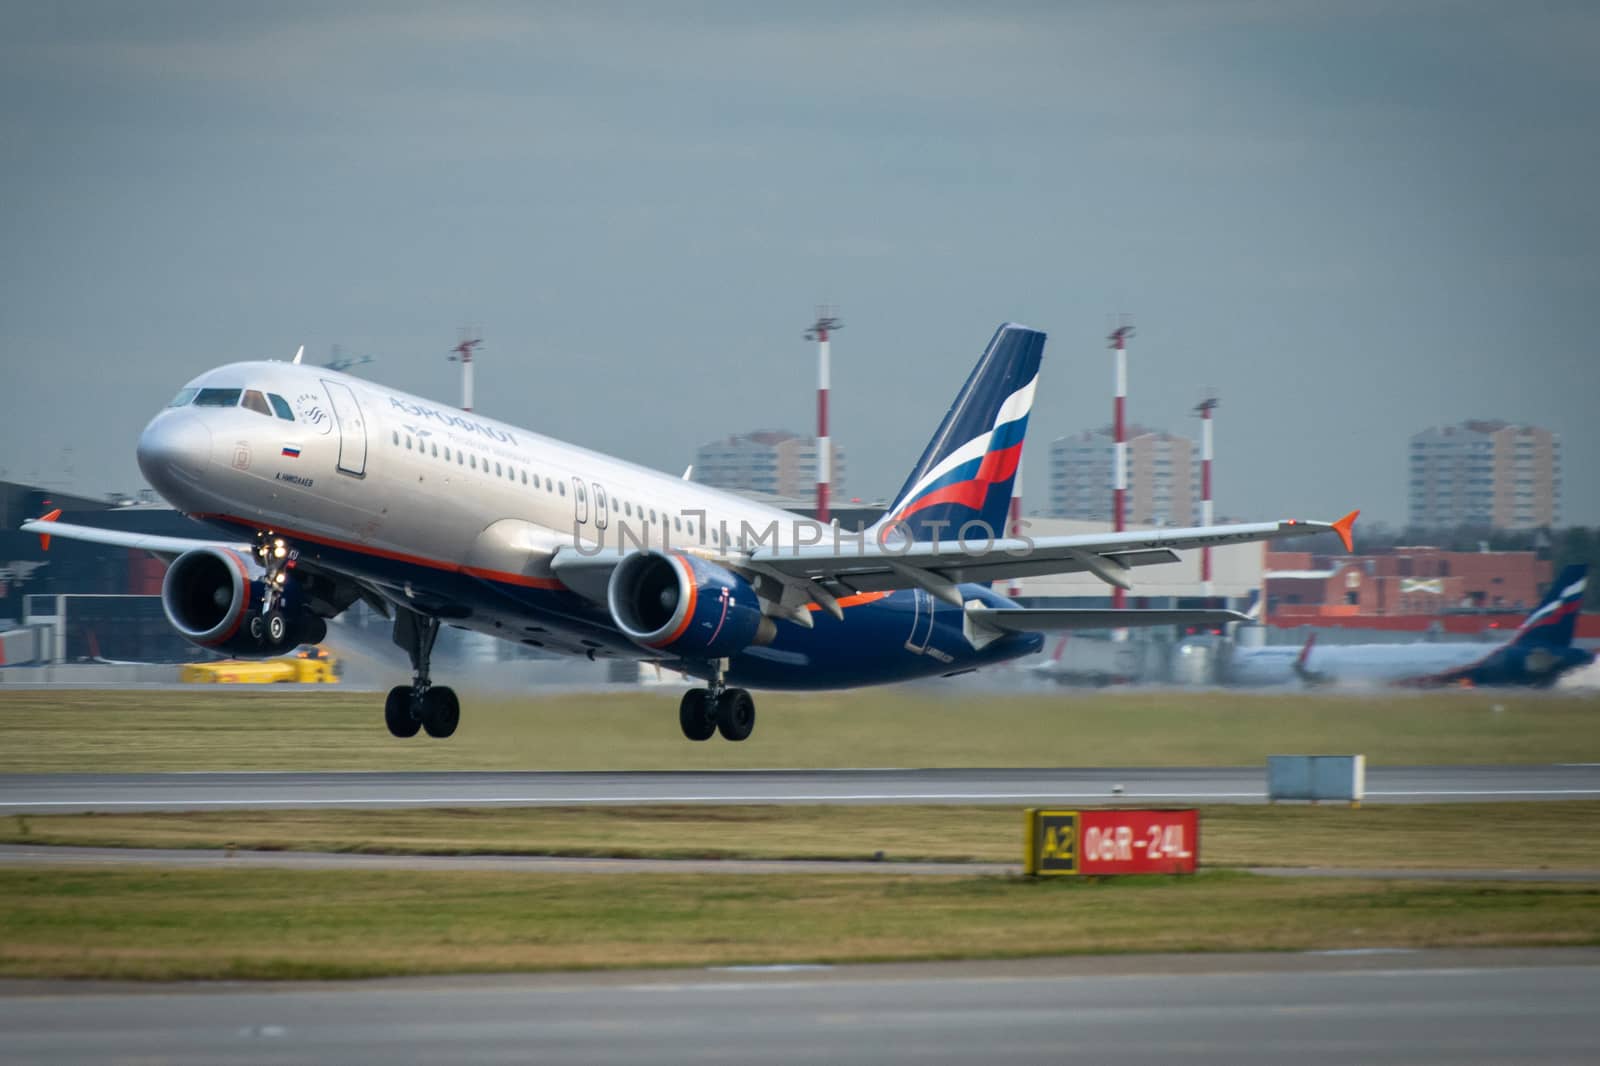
[607,551,771,659]
[161,547,325,658]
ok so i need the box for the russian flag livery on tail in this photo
[1510,565,1587,650]
[877,323,1043,543]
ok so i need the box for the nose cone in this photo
[137,413,213,502]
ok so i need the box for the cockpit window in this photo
[267,393,294,421]
[193,388,243,407]
[167,388,199,408]
[241,390,272,417]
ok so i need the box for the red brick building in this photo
[1264,548,1550,621]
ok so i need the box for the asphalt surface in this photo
[2,764,1598,813]
[2,949,1596,1065]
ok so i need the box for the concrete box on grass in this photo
[1267,755,1366,806]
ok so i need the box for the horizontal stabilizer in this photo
[967,607,1247,632]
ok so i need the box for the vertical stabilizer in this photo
[876,323,1045,543]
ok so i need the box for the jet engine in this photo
[607,551,773,659]
[161,547,326,658]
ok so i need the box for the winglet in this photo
[293,344,304,365]
[36,508,62,551]
[1332,510,1359,553]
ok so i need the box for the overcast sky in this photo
[3,1,1596,526]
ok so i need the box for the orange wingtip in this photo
[37,508,62,551]
[1332,509,1359,553]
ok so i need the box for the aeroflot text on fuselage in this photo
[389,397,519,445]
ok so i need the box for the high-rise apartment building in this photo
[1407,421,1560,530]
[692,431,846,499]
[1049,426,1197,526]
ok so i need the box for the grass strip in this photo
[1,687,1597,772]
[5,802,1599,871]
[1,866,1596,981]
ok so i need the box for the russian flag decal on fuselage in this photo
[281,446,301,459]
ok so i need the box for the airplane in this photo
[24,323,1357,741]
[1220,565,1592,689]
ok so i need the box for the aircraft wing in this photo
[19,514,247,563]
[968,608,1247,631]
[742,512,1359,615]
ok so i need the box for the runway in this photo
[3,843,1597,882]
[2,764,1598,813]
[2,949,1596,1065]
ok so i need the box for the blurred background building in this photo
[1048,426,1197,526]
[692,431,846,498]
[1407,421,1560,531]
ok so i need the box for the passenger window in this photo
[495,462,502,476]
[521,471,527,485]
[559,482,566,496]
[624,501,632,517]
[193,388,242,407]
[649,509,657,523]
[674,517,682,532]
[406,436,413,450]
[431,443,438,458]
[444,447,451,461]
[168,388,199,408]
[546,478,554,492]
[268,393,294,420]
[470,455,477,469]
[392,431,400,446]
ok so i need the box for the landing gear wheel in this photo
[679,689,716,741]
[384,686,420,738]
[266,610,288,644]
[714,688,756,742]
[422,686,460,739]
[249,615,266,641]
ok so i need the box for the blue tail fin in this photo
[875,323,1045,543]
[1510,565,1587,649]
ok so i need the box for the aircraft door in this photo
[904,589,935,654]
[572,478,589,524]
[321,380,368,477]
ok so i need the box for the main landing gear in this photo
[386,609,459,740]
[679,668,756,742]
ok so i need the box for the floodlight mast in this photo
[804,308,842,523]
[1108,319,1134,610]
[1195,393,1220,598]
[448,335,483,412]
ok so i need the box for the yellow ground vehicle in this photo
[180,647,340,684]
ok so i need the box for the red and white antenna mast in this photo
[448,332,483,412]
[804,307,841,523]
[1108,318,1134,610]
[1195,392,1220,599]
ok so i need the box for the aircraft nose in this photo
[137,413,212,496]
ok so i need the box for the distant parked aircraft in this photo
[1221,565,1591,689]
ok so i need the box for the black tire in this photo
[385,686,420,738]
[679,689,716,741]
[248,615,266,641]
[714,688,756,742]
[266,611,288,644]
[422,686,460,739]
